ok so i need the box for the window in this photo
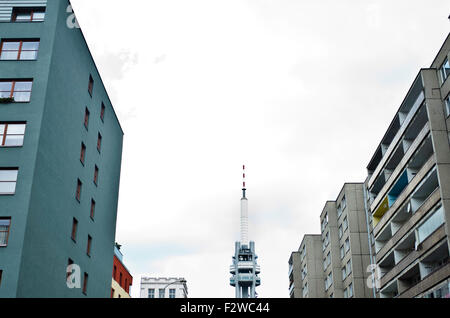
[76,179,82,201]
[416,205,444,244]
[338,225,343,239]
[324,252,331,270]
[148,289,155,298]
[12,7,46,22]
[86,235,92,256]
[0,218,11,247]
[348,283,353,298]
[71,218,78,242]
[445,95,450,118]
[0,168,18,195]
[321,213,328,231]
[90,199,96,220]
[159,288,165,298]
[0,123,26,147]
[83,273,88,295]
[344,287,348,298]
[340,245,344,259]
[67,258,74,281]
[80,143,86,165]
[88,75,94,96]
[0,40,40,60]
[343,216,348,232]
[113,266,117,280]
[169,289,176,298]
[111,288,115,298]
[302,264,307,279]
[0,270,3,287]
[97,133,102,152]
[337,203,342,218]
[341,195,347,210]
[439,57,450,84]
[84,108,90,130]
[346,259,352,276]
[119,272,123,286]
[93,166,99,186]
[325,272,333,290]
[0,80,33,102]
[344,238,350,254]
[100,103,105,122]
[342,266,347,280]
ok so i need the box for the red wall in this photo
[112,255,133,294]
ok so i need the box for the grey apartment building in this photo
[289,235,324,298]
[289,183,373,298]
[365,33,450,298]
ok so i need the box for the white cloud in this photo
[71,0,450,297]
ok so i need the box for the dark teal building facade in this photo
[0,0,124,297]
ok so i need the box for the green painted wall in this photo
[0,0,123,298]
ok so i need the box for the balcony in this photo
[371,131,434,228]
[367,74,424,181]
[369,101,429,210]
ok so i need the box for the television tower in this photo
[230,165,261,298]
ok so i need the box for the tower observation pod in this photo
[230,165,261,298]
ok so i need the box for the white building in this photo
[140,277,188,298]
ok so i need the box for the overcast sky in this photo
[70,0,449,298]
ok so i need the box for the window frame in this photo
[82,272,88,295]
[88,75,94,97]
[0,218,12,247]
[90,199,96,220]
[86,235,92,256]
[80,142,86,165]
[93,165,99,186]
[0,168,19,195]
[71,218,78,242]
[100,102,106,122]
[0,39,40,61]
[97,133,102,153]
[0,122,26,147]
[75,179,82,202]
[11,7,46,23]
[0,79,33,103]
[439,57,450,85]
[84,108,90,130]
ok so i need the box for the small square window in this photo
[83,273,88,295]
[97,133,102,152]
[88,75,94,97]
[80,143,86,165]
[75,179,82,202]
[87,235,92,256]
[100,103,105,122]
[84,108,90,130]
[94,166,99,186]
[90,199,96,220]
[71,218,78,242]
